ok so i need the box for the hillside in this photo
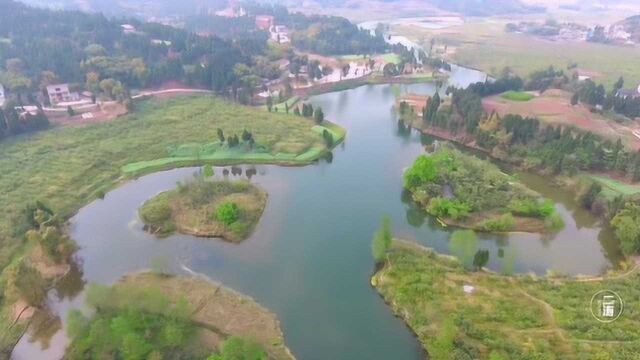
[616,14,640,42]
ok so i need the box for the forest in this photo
[243,3,390,55]
[0,0,257,98]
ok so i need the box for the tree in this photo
[7,260,46,306]
[203,164,214,178]
[611,203,640,255]
[241,129,253,142]
[449,230,478,270]
[266,96,273,112]
[314,107,324,124]
[614,76,624,91]
[472,249,489,271]
[570,92,579,106]
[215,202,240,226]
[371,217,392,263]
[217,128,225,143]
[67,106,75,116]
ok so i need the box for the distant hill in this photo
[428,0,544,16]
[616,15,640,42]
[304,0,543,16]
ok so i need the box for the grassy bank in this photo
[66,272,293,359]
[373,240,640,360]
[139,179,267,242]
[0,94,344,354]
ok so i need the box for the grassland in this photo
[591,175,640,197]
[139,180,267,242]
[0,94,345,353]
[373,240,640,360]
[393,20,640,89]
[500,91,535,102]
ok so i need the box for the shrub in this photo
[140,196,172,227]
[428,198,471,220]
[482,213,515,232]
[215,202,240,226]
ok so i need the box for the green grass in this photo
[591,175,640,196]
[373,240,640,360]
[271,96,300,113]
[0,94,344,351]
[501,91,535,102]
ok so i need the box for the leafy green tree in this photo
[203,164,214,178]
[314,107,324,124]
[449,230,478,270]
[216,202,240,226]
[473,249,489,271]
[611,203,640,255]
[429,317,456,360]
[371,217,392,263]
[217,128,225,143]
[570,92,579,106]
[266,96,273,112]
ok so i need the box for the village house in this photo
[0,84,5,107]
[121,24,136,34]
[46,84,79,105]
[400,94,431,114]
[255,15,274,31]
[270,25,290,44]
[618,85,640,99]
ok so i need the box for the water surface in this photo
[12,70,621,360]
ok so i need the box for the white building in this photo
[0,84,5,107]
[46,84,79,105]
[121,24,136,34]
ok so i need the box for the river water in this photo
[12,67,622,360]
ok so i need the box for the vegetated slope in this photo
[616,15,640,42]
[373,240,640,360]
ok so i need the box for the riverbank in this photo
[0,94,345,355]
[373,240,640,359]
[65,272,294,359]
[140,180,267,242]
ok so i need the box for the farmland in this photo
[483,89,640,150]
[393,20,640,89]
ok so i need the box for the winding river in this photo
[12,66,622,360]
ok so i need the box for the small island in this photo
[65,272,294,359]
[139,177,267,242]
[404,145,564,233]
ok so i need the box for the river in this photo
[11,67,622,360]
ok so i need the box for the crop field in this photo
[393,20,640,89]
[483,89,640,150]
